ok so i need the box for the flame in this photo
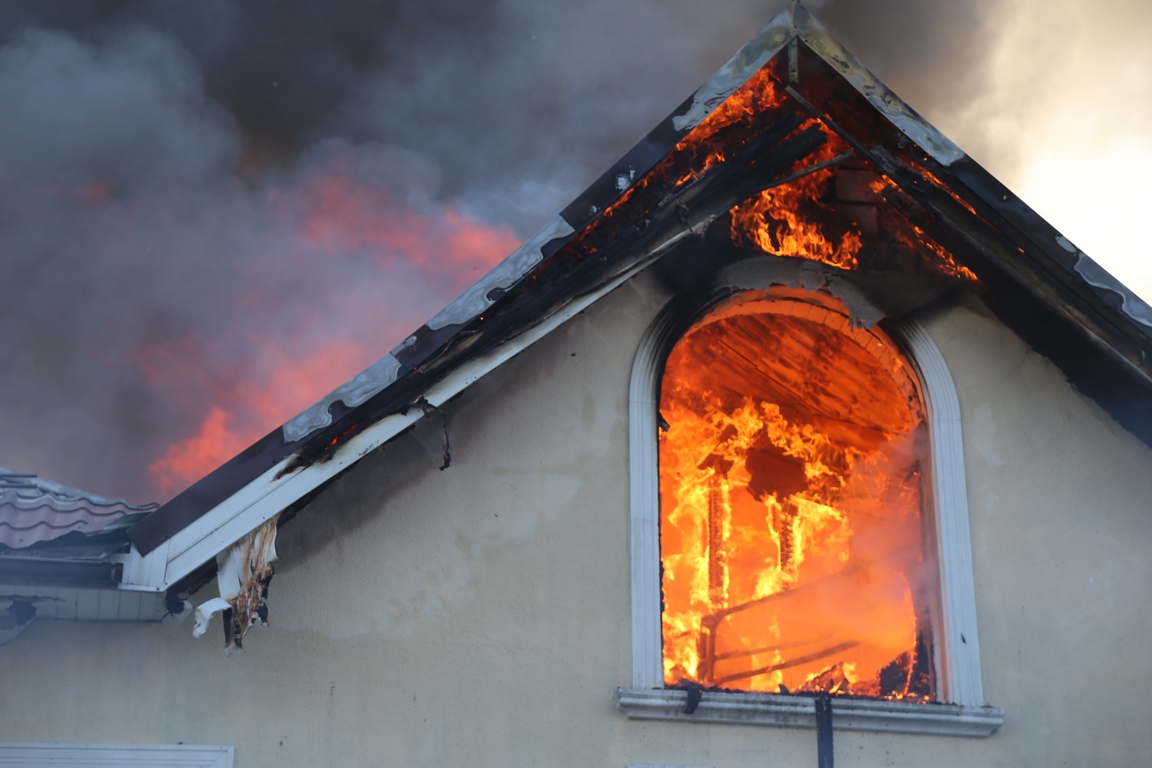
[909,162,981,219]
[676,68,866,270]
[673,68,787,185]
[659,302,932,700]
[869,175,978,281]
[729,121,863,270]
[142,158,519,500]
[147,341,377,497]
[277,158,520,275]
[49,180,115,207]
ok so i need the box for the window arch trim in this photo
[621,293,1002,735]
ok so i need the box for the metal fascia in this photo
[793,7,964,165]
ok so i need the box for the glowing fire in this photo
[732,197,863,269]
[674,68,787,185]
[869,176,978,281]
[142,159,520,499]
[691,71,864,269]
[729,135,863,270]
[656,62,974,279]
[146,341,378,497]
[659,297,934,700]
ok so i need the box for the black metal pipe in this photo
[815,693,834,768]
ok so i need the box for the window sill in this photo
[615,688,1004,737]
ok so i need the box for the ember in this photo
[659,293,935,701]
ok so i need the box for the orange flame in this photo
[659,300,933,700]
[144,161,519,500]
[869,175,978,280]
[147,341,378,497]
[729,123,863,270]
[673,69,787,185]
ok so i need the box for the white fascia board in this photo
[130,263,647,592]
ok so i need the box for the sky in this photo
[1,0,1149,503]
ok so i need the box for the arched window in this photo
[619,284,1002,735]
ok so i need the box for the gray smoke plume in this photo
[0,1,1016,501]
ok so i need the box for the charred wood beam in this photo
[702,562,867,627]
[710,640,859,687]
[778,84,1152,449]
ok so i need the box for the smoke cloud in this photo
[0,0,1146,501]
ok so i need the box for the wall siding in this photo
[1,275,1150,768]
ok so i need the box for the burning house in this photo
[3,6,1152,766]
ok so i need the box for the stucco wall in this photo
[1,273,1150,767]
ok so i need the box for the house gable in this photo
[117,5,1152,650]
[6,267,1151,764]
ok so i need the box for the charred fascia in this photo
[191,515,279,654]
[782,39,1152,446]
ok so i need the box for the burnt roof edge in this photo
[127,4,1152,572]
[126,7,803,557]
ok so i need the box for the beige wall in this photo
[2,273,1151,767]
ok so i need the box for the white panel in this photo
[94,589,118,621]
[628,299,694,689]
[52,588,79,620]
[0,743,233,767]
[895,318,985,707]
[115,589,143,621]
[120,542,169,591]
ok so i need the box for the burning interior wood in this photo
[659,293,935,700]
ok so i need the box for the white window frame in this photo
[617,294,1004,736]
[0,743,233,767]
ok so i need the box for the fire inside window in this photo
[658,293,936,701]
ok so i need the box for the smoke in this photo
[0,0,1143,501]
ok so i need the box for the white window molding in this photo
[616,688,1003,737]
[621,294,1004,736]
[0,743,233,767]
